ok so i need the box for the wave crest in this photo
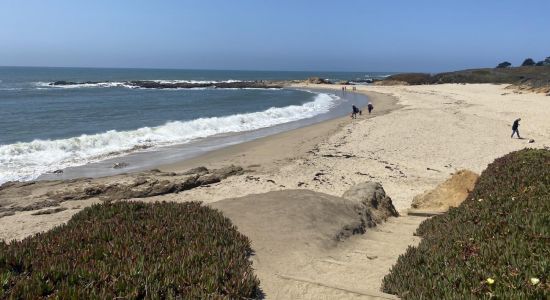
[0,92,338,183]
[35,79,248,89]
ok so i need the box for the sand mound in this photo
[411,169,479,212]
[211,190,364,256]
[211,188,400,298]
[212,185,399,255]
[373,79,409,86]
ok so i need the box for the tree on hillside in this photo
[496,61,512,68]
[535,61,544,66]
[521,58,535,66]
[545,56,550,65]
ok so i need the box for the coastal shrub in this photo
[385,73,434,85]
[472,70,491,76]
[382,149,549,299]
[522,58,536,66]
[496,61,512,68]
[381,66,550,86]
[0,202,260,299]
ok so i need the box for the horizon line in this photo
[0,65,406,74]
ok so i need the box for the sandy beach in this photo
[160,83,550,210]
[1,83,549,298]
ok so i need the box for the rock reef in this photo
[0,165,243,218]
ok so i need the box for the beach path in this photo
[267,216,426,299]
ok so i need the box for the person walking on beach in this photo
[511,118,521,138]
[367,102,374,114]
[351,105,359,119]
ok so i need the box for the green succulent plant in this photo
[383,149,549,299]
[0,201,260,299]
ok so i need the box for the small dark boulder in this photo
[113,162,129,169]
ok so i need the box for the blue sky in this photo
[1,0,549,72]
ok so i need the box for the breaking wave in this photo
[0,92,338,184]
[35,80,248,89]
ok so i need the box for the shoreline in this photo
[158,89,399,174]
[0,86,399,241]
[35,88,376,182]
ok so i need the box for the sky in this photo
[1,0,549,72]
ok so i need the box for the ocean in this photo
[0,67,389,184]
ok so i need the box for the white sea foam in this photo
[154,79,244,84]
[0,92,339,184]
[35,79,249,89]
[35,81,137,89]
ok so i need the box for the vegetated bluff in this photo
[381,66,550,93]
[382,149,549,299]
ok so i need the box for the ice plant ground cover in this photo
[0,202,260,299]
[382,149,549,298]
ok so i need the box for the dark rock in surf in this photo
[306,77,332,84]
[113,162,129,169]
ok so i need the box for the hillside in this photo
[381,66,550,93]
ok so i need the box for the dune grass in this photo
[382,149,549,298]
[0,201,260,299]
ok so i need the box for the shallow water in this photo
[0,67,381,183]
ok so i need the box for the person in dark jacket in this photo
[351,105,359,119]
[511,118,521,138]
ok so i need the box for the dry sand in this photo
[165,83,550,212]
[1,83,549,299]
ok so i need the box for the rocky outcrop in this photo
[49,165,243,201]
[305,77,332,84]
[342,182,399,226]
[0,165,244,218]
